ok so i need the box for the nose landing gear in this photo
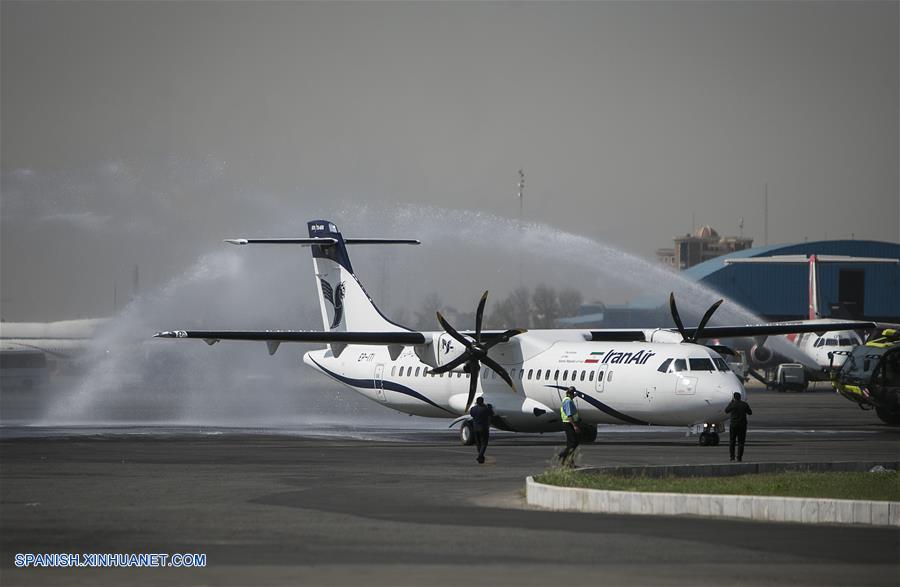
[698,422,721,446]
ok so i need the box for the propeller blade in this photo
[482,328,528,350]
[429,353,469,374]
[464,362,480,412]
[474,290,489,343]
[436,311,475,351]
[669,292,689,342]
[481,355,516,391]
[692,299,724,342]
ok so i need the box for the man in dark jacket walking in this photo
[469,396,494,464]
[725,392,752,461]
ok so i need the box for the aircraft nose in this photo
[709,375,744,411]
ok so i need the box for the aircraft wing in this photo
[683,321,876,340]
[154,330,427,345]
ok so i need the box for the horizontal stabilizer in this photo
[224,238,337,246]
[223,238,419,246]
[344,238,420,245]
[154,330,427,345]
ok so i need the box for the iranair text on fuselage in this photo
[599,349,657,366]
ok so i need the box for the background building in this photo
[683,240,900,322]
[656,225,754,270]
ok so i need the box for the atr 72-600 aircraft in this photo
[155,221,873,446]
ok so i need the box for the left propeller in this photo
[429,291,526,412]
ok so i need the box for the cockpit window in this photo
[814,338,824,348]
[713,357,730,372]
[689,358,715,371]
[673,359,687,372]
[657,358,673,373]
[839,338,853,346]
[826,339,837,347]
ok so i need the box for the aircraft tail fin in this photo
[808,255,820,320]
[307,220,416,333]
[225,221,418,334]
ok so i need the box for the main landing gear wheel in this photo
[459,421,475,446]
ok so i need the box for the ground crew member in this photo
[725,392,752,461]
[558,387,581,467]
[469,396,494,464]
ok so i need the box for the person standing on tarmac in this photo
[469,396,494,464]
[558,387,581,467]
[725,392,752,461]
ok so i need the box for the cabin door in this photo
[374,364,386,402]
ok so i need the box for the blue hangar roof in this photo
[683,240,900,321]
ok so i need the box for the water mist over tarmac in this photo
[27,203,813,429]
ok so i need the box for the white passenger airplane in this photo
[155,221,874,446]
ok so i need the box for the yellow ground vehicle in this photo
[832,329,900,425]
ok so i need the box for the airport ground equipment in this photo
[832,328,900,425]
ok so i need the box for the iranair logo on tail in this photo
[441,338,454,355]
[320,279,346,329]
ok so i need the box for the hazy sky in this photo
[2,1,898,321]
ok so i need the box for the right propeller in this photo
[429,290,526,413]
[669,292,723,343]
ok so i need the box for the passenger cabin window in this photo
[674,359,687,372]
[545,370,551,381]
[562,370,568,381]
[391,366,396,376]
[415,367,420,376]
[588,371,594,381]
[580,371,586,381]
[554,370,560,381]
[657,358,673,373]
[689,358,715,371]
[528,369,534,380]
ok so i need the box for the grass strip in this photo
[535,470,900,502]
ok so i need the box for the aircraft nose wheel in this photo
[698,423,721,446]
[459,421,475,446]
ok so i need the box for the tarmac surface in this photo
[2,384,899,586]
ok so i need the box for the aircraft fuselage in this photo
[304,338,742,432]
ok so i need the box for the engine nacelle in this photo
[414,333,468,371]
[749,343,775,367]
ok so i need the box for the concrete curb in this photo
[525,463,900,526]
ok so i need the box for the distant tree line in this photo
[406,285,584,331]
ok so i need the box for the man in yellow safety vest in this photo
[558,387,581,467]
